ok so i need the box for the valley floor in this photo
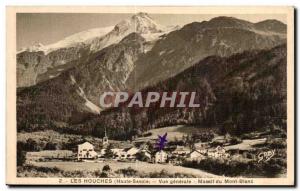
[27,161,219,178]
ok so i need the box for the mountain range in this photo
[17,12,175,87]
[17,13,287,139]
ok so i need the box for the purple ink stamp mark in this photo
[156,133,168,151]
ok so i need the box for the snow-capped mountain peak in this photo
[45,26,114,53]
[132,12,163,33]
[19,26,114,55]
[19,42,47,53]
[112,12,163,36]
[18,12,176,55]
[88,12,176,52]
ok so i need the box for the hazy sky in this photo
[17,13,286,50]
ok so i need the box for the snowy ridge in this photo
[45,26,114,53]
[19,26,114,54]
[88,12,179,52]
[19,12,179,55]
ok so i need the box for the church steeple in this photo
[103,127,108,145]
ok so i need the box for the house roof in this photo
[123,147,139,152]
[189,150,205,155]
[194,142,209,148]
[123,147,131,152]
[140,149,151,154]
[216,146,226,151]
[78,141,94,147]
[173,147,190,152]
[155,150,167,155]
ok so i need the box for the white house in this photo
[77,142,98,160]
[195,142,209,149]
[216,145,226,153]
[100,148,106,156]
[197,148,208,155]
[111,148,125,159]
[138,149,152,161]
[127,147,140,156]
[145,151,152,160]
[138,143,149,151]
[187,150,206,161]
[155,150,168,163]
[124,147,140,158]
[100,147,140,160]
[207,146,229,159]
[172,146,190,156]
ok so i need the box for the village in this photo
[25,127,268,168]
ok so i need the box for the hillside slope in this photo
[17,33,146,133]
[81,44,287,140]
[126,16,286,90]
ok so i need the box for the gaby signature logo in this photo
[257,149,275,163]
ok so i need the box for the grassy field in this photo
[30,161,219,178]
[135,125,216,142]
[17,130,134,150]
[18,125,216,145]
[224,138,267,151]
[17,130,97,143]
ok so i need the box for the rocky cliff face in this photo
[70,33,146,105]
[17,46,90,87]
[17,33,146,132]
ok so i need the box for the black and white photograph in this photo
[5,6,295,186]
